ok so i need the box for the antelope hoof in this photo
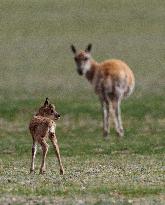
[30,169,35,174]
[60,168,65,175]
[40,169,46,174]
[117,129,124,138]
[103,131,109,139]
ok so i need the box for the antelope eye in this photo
[84,57,88,61]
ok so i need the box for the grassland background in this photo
[0,0,165,204]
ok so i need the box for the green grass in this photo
[0,0,165,204]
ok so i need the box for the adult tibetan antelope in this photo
[71,44,135,138]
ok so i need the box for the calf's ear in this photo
[44,97,49,107]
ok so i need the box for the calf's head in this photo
[38,98,60,121]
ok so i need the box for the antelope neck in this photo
[85,60,99,83]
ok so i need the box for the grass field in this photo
[0,0,165,204]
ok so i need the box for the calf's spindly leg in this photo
[39,139,49,174]
[30,139,37,173]
[49,133,64,175]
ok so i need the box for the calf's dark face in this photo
[39,104,60,120]
[46,104,60,120]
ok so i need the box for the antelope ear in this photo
[44,97,49,107]
[71,45,76,54]
[85,44,92,53]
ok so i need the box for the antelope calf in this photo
[29,98,64,175]
[71,44,135,138]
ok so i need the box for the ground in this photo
[0,0,165,204]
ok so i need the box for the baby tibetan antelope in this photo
[71,44,135,139]
[29,98,64,175]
